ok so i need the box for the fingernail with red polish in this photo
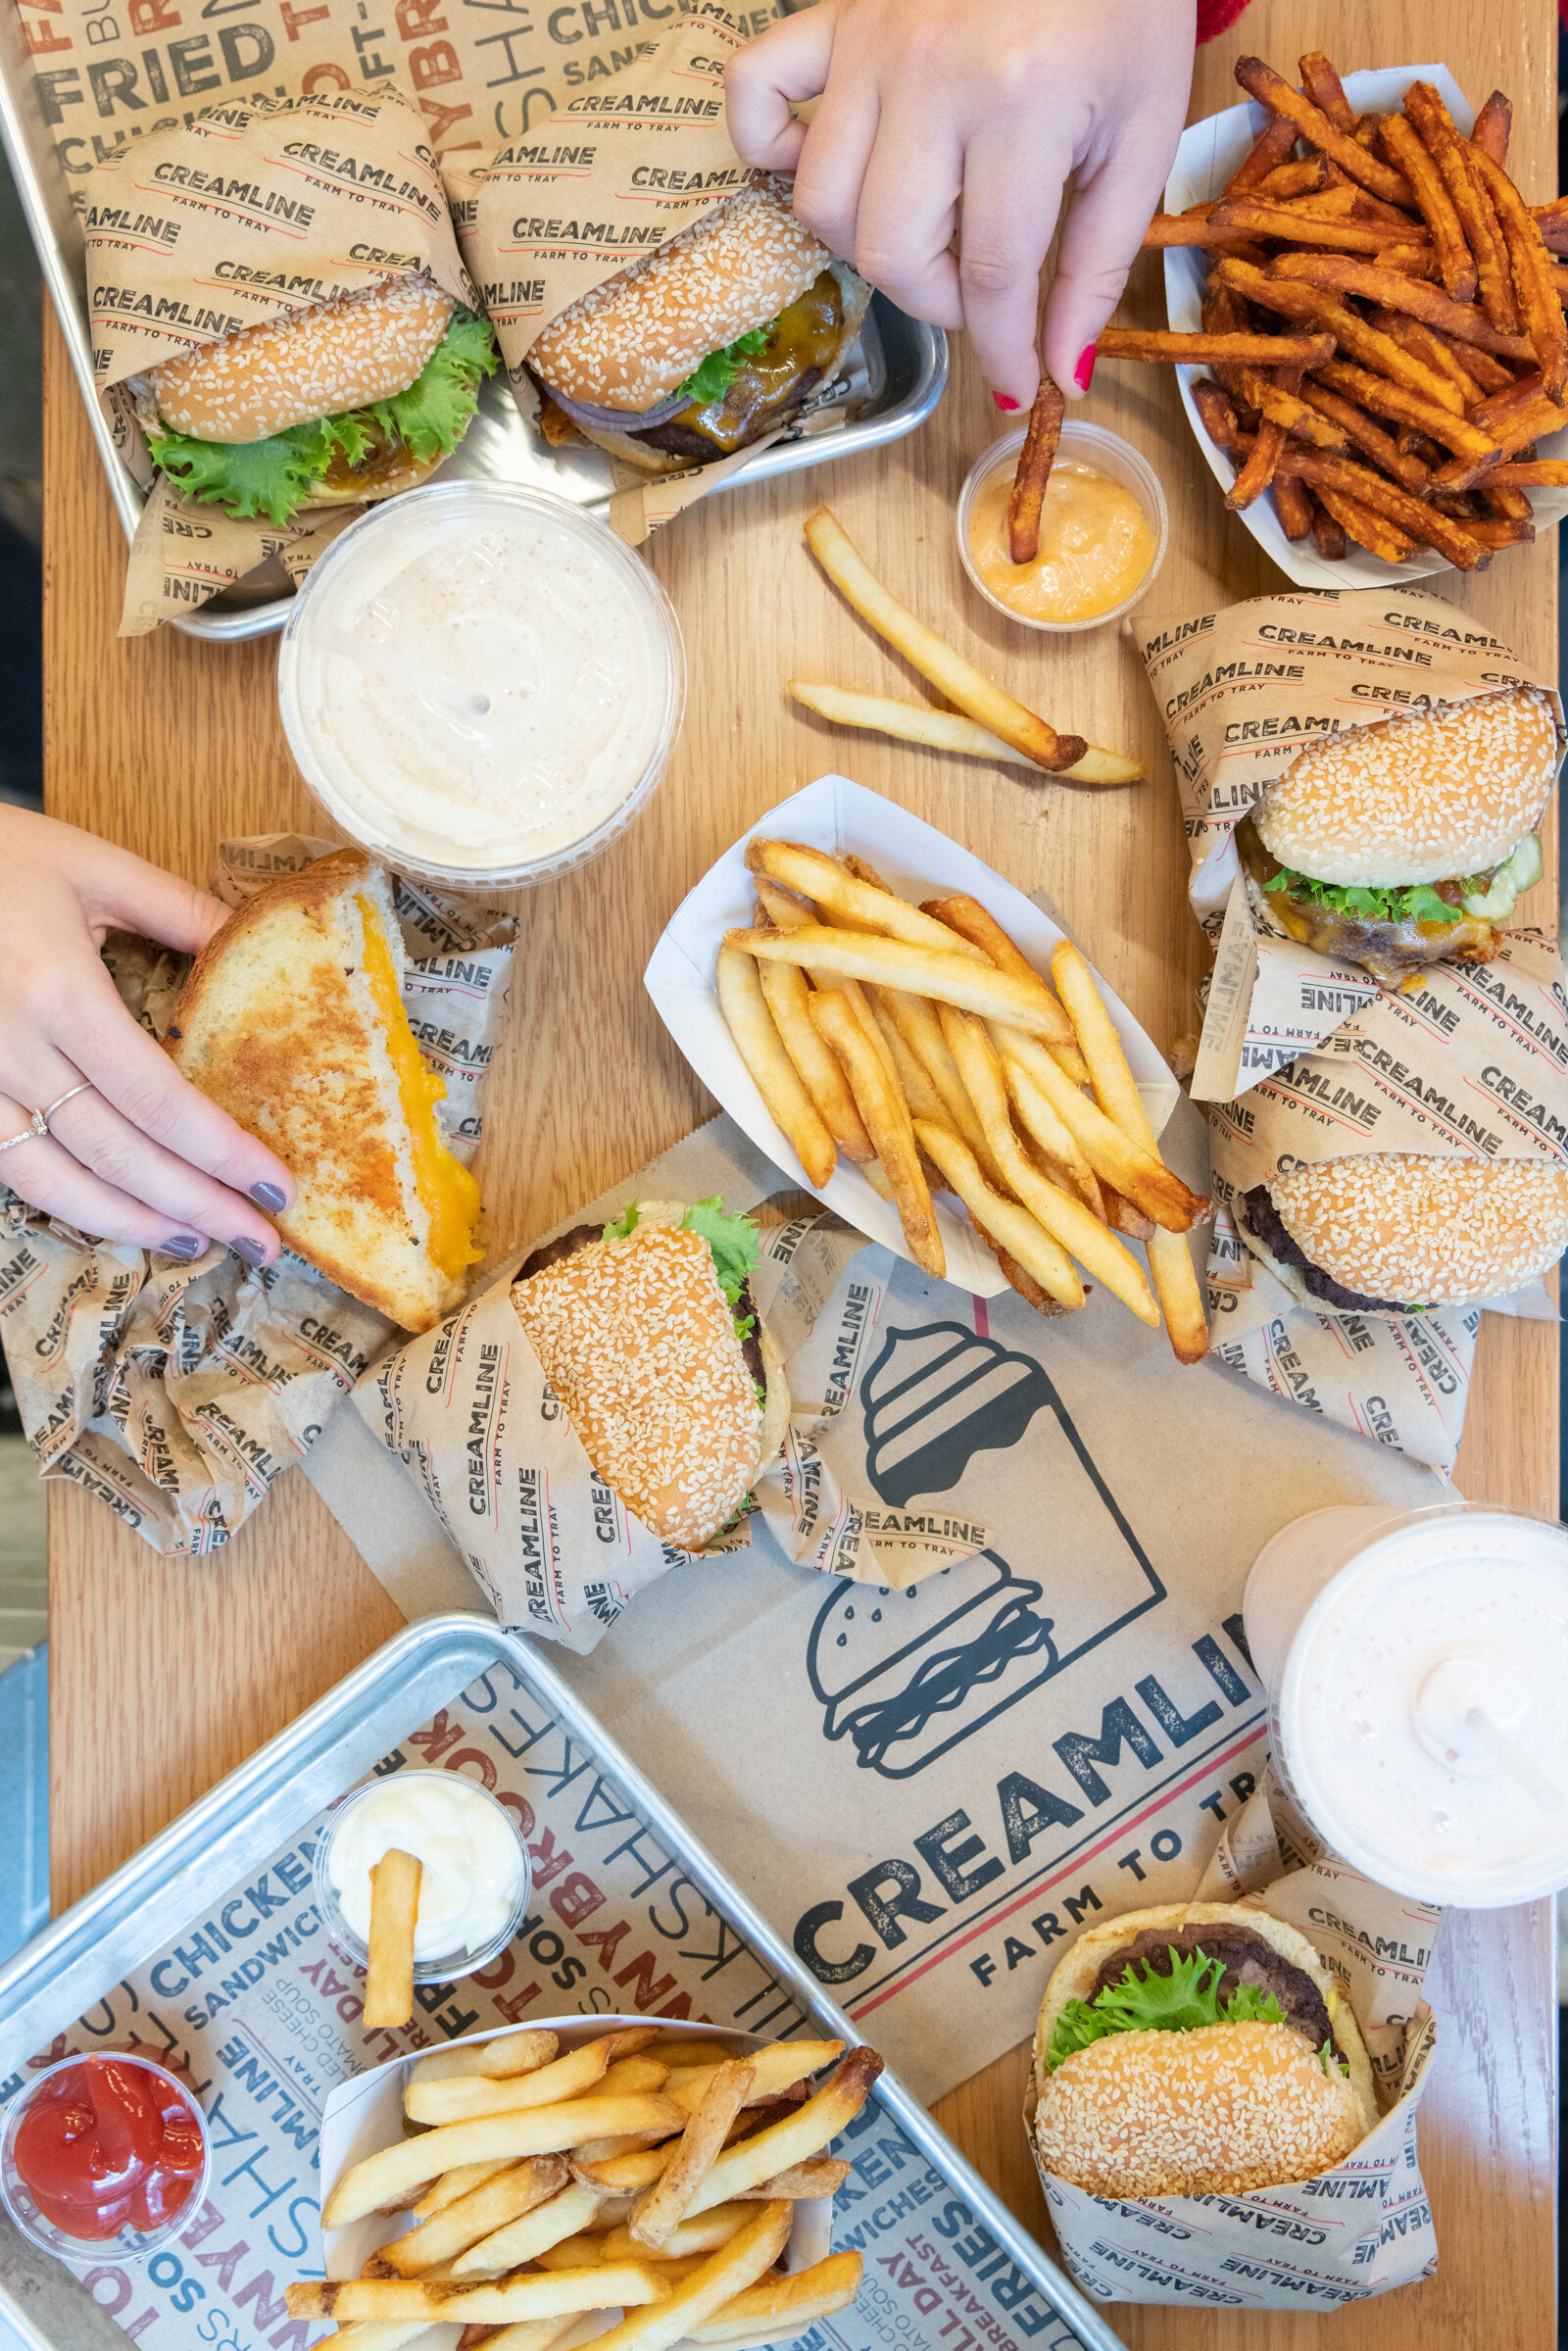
[992,391,1019,412]
[1074,343,1097,392]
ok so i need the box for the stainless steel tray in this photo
[0,1613,1122,2351]
[0,18,947,646]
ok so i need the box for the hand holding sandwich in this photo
[0,809,291,1265]
[724,0,1196,410]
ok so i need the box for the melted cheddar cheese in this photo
[356,895,482,1280]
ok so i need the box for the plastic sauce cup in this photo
[313,1769,531,1984]
[277,480,685,893]
[956,421,1169,633]
[1,2051,212,2265]
[1244,1502,1568,1905]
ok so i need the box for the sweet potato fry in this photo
[1266,248,1534,357]
[1221,112,1298,195]
[1254,155,1333,200]
[1311,483,1417,563]
[1400,80,1518,333]
[1233,56,1414,207]
[1233,365,1346,448]
[1271,444,1487,565]
[1191,377,1245,451]
[1226,416,1287,510]
[1310,359,1497,460]
[1459,514,1536,550]
[1469,142,1568,399]
[1489,460,1568,486]
[1361,309,1486,404]
[1533,195,1568,253]
[1141,214,1259,249]
[1480,483,1533,520]
[1310,496,1348,559]
[1378,112,1476,302]
[1295,380,1429,490]
[1007,373,1064,563]
[1298,50,1354,131]
[1473,91,1511,167]
[1270,474,1315,538]
[1209,198,1428,254]
[1097,326,1335,366]
[1433,394,1564,488]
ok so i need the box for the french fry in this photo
[1400,80,1518,333]
[631,2039,743,2070]
[1378,113,1476,301]
[410,2032,559,2089]
[285,2267,669,2326]
[757,959,875,1161]
[803,507,1087,772]
[688,2251,864,2342]
[1469,141,1568,399]
[1298,49,1354,131]
[752,877,813,933]
[1097,326,1335,366]
[916,894,1084,1061]
[1533,194,1568,253]
[862,994,948,1129]
[808,993,944,1277]
[1266,247,1534,356]
[746,841,986,964]
[456,2322,580,2351]
[877,988,1004,1184]
[614,2207,751,2262]
[730,924,1084,1043]
[715,947,837,1190]
[687,2049,882,2217]
[532,2232,612,2271]
[731,2159,852,2201]
[1232,56,1415,207]
[915,1121,1085,1311]
[449,2182,606,2280]
[787,683,1143,785]
[749,881,903,1096]
[323,2099,687,2229]
[385,2159,569,2276]
[989,1019,1204,1234]
[631,2062,755,2252]
[1472,89,1512,167]
[565,2203,792,2351]
[1051,944,1210,1365]
[1006,373,1065,563]
[412,2160,516,2221]
[408,2034,623,2126]
[363,1849,420,2032]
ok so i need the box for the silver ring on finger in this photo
[0,1104,51,1156]
[43,1082,93,1128]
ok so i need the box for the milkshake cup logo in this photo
[860,1322,1056,1504]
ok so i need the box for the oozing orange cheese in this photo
[356,896,482,1280]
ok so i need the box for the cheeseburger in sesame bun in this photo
[511,1198,789,1551]
[1235,1152,1568,1318]
[1237,685,1561,989]
[133,277,499,527]
[1031,1903,1377,2200]
[526,174,869,476]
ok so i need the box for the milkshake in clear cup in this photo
[1244,1503,1568,1905]
[277,480,685,892]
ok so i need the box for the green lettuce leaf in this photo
[1318,2038,1348,2079]
[147,308,499,528]
[603,1201,640,1240]
[1264,866,1476,928]
[1046,1946,1287,2072]
[681,1197,760,1305]
[674,321,773,409]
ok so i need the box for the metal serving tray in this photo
[0,1614,1122,2351]
[0,11,948,646]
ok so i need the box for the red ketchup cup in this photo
[1,2051,211,2264]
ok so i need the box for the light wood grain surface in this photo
[42,5,1558,2344]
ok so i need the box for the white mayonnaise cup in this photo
[1244,1502,1568,1906]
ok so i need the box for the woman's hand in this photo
[0,808,293,1265]
[726,0,1196,409]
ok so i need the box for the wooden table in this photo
[42,4,1559,2343]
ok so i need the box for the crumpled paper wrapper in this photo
[449,12,833,546]
[1026,1763,1442,2309]
[1131,586,1565,1102]
[0,836,514,1554]
[353,1122,1002,1653]
[84,86,479,635]
[1198,929,1567,1469]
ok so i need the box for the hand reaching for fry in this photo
[723,0,1197,408]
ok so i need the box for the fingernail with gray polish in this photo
[250,1182,287,1211]
[164,1234,204,1260]
[231,1237,269,1269]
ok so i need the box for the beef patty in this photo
[1236,815,1499,989]
[1091,1923,1343,2062]
[1240,1186,1410,1314]
[517,1227,766,1395]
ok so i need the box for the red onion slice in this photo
[538,378,690,434]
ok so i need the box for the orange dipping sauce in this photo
[967,459,1155,624]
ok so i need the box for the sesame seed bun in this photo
[529,176,831,416]
[1251,685,1561,888]
[510,1211,789,1552]
[1241,1153,1568,1316]
[1031,1901,1376,2197]
[150,278,455,445]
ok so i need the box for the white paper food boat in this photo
[644,773,1179,1298]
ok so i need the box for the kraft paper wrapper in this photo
[83,86,479,634]
[0,834,514,1554]
[1026,1764,1442,2309]
[1131,587,1566,1102]
[1195,929,1568,1470]
[352,1153,1003,1655]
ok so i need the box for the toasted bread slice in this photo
[168,848,481,1331]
